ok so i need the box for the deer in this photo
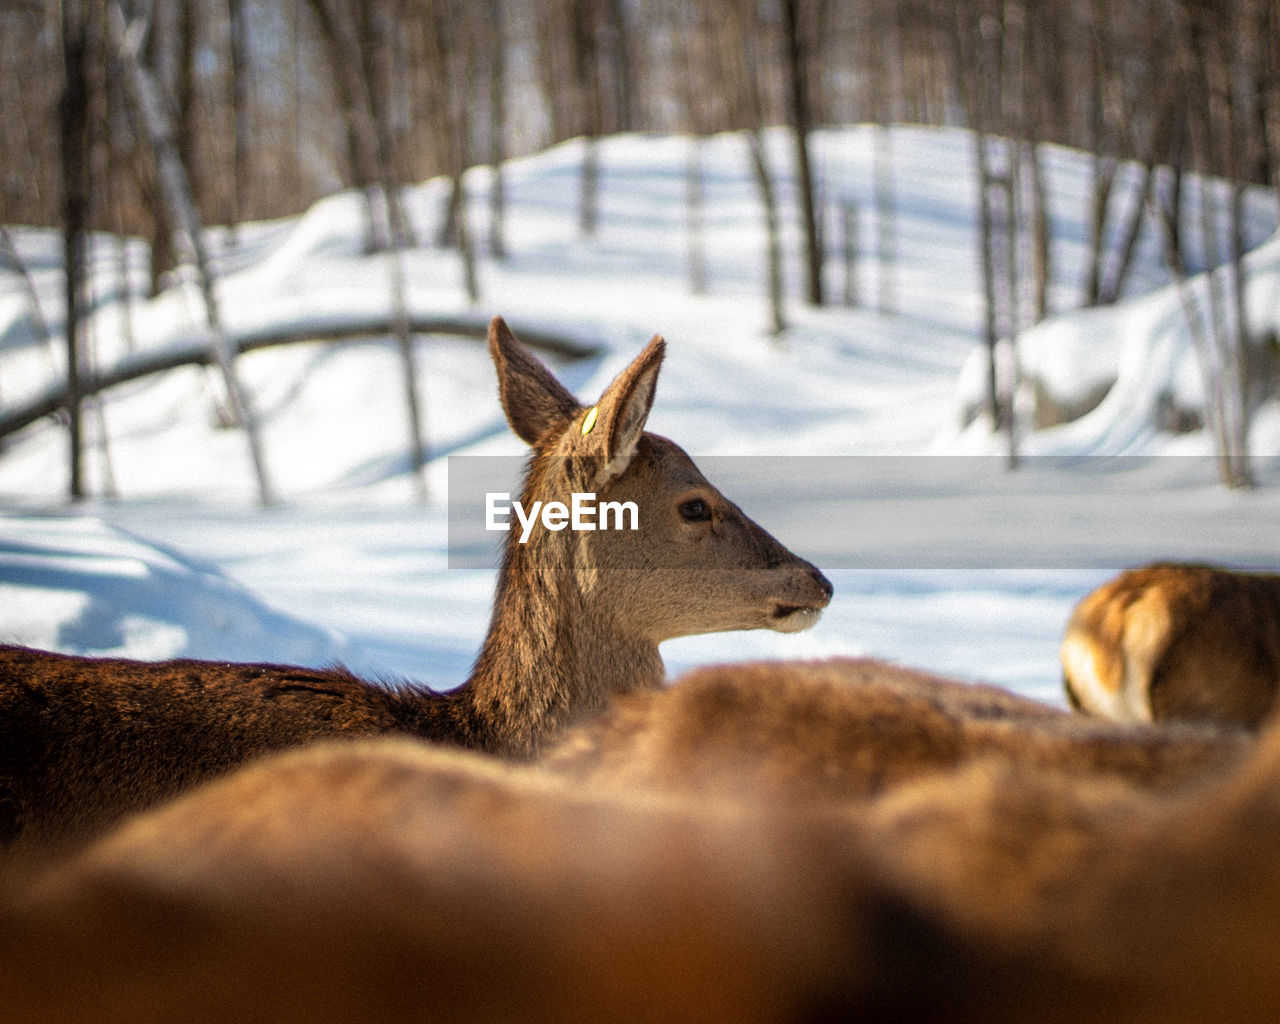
[1,683,1272,1024]
[0,737,915,1024]
[856,697,1280,1024]
[0,315,832,854]
[1061,562,1280,729]
[539,657,1250,803]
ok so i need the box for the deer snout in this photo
[767,563,833,634]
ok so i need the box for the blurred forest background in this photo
[3,0,1280,493]
[6,1,1279,283]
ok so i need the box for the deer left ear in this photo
[584,334,664,485]
[489,316,582,445]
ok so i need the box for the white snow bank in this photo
[947,228,1280,457]
[0,513,345,664]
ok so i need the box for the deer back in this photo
[1063,563,1280,728]
[0,645,465,851]
[539,658,1248,803]
[870,701,1280,1023]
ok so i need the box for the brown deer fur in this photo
[0,317,831,853]
[1062,562,1280,728]
[4,708,1278,1024]
[0,740,921,1024]
[861,711,1280,1023]
[540,658,1248,801]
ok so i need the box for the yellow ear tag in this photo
[581,406,599,436]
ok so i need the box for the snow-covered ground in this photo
[2,125,1279,709]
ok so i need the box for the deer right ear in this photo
[584,334,664,485]
[489,316,581,445]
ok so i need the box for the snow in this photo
[0,512,340,664]
[2,125,1279,710]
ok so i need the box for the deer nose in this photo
[810,566,834,601]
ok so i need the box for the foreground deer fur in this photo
[1062,562,1280,728]
[4,702,1279,1024]
[541,658,1249,801]
[0,316,830,852]
[1,740,896,1024]
[866,711,1280,1023]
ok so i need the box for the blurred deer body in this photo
[2,739,884,1024]
[541,658,1247,802]
[2,692,1271,1024]
[1062,563,1280,728]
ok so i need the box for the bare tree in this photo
[1079,1,1120,307]
[572,0,604,236]
[486,0,508,259]
[866,2,902,316]
[779,0,824,306]
[670,0,729,297]
[419,0,480,300]
[226,0,252,238]
[946,1,1002,433]
[304,0,400,252]
[107,0,275,506]
[60,0,92,501]
[724,0,788,335]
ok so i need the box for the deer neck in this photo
[458,545,664,759]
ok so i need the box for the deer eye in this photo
[679,498,712,523]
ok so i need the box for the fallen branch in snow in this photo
[0,317,601,441]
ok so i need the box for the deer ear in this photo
[584,334,664,484]
[489,316,581,445]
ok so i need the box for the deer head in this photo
[487,316,832,650]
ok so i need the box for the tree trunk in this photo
[107,0,275,507]
[748,130,786,338]
[975,133,1002,430]
[388,242,428,502]
[780,0,823,305]
[60,0,91,501]
[1098,160,1154,306]
[873,123,896,315]
[421,0,478,300]
[487,0,507,260]
[1227,178,1253,487]
[1081,153,1117,306]
[1000,155,1021,468]
[1081,1,1116,308]
[1025,141,1050,321]
[572,0,602,237]
[177,0,200,219]
[453,173,479,303]
[104,36,138,355]
[949,5,1002,430]
[579,136,599,236]
[1190,15,1250,490]
[841,200,859,309]
[363,0,412,249]
[685,136,708,295]
[227,0,252,237]
[736,0,785,336]
[605,0,632,131]
[437,178,462,248]
[306,0,390,252]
